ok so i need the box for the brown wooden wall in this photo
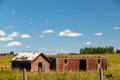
[56,59,64,71]
[86,59,96,70]
[68,59,79,71]
[56,58,79,71]
[101,59,107,70]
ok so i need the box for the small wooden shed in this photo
[11,52,51,72]
[56,56,107,71]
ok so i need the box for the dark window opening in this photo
[79,60,86,70]
[98,59,101,63]
[64,59,67,64]
[19,63,31,70]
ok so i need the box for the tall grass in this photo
[0,70,100,80]
[0,70,120,80]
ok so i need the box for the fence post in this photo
[44,65,46,73]
[90,70,92,80]
[99,67,103,80]
[38,67,41,75]
[23,68,27,80]
[1,67,3,71]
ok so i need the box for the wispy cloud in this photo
[8,32,19,38]
[0,30,6,36]
[59,29,83,37]
[42,29,54,34]
[11,10,16,15]
[21,34,31,38]
[114,27,120,30]
[25,46,30,48]
[40,35,44,38]
[4,25,13,29]
[94,32,103,36]
[7,41,22,47]
[85,41,92,45]
[45,19,49,23]
[0,37,13,41]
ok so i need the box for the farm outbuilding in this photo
[56,56,107,71]
[0,53,10,56]
[11,52,51,72]
[11,52,108,72]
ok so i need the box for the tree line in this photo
[80,46,114,54]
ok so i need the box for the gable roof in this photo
[37,53,51,63]
[11,52,51,63]
[11,52,41,62]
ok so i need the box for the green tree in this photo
[80,48,84,54]
[80,46,114,54]
[10,51,14,56]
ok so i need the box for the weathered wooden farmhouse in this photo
[11,52,51,72]
[56,56,107,71]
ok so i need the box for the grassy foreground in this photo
[0,69,120,80]
[0,54,120,80]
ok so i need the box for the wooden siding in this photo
[56,59,64,71]
[68,59,79,71]
[57,58,79,71]
[101,59,107,70]
[86,59,96,70]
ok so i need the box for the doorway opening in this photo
[79,60,86,70]
[38,62,42,70]
[98,59,101,64]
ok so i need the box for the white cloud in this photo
[40,35,44,38]
[0,37,13,41]
[94,32,103,36]
[42,29,54,34]
[8,32,19,38]
[0,31,19,41]
[7,41,22,47]
[59,29,83,37]
[21,34,31,38]
[114,27,120,30]
[85,41,92,45]
[0,30,6,36]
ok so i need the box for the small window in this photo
[98,59,101,63]
[64,59,67,64]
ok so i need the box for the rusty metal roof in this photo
[11,52,41,61]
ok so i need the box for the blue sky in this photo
[0,0,120,54]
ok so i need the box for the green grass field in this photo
[0,54,120,80]
[0,56,13,69]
